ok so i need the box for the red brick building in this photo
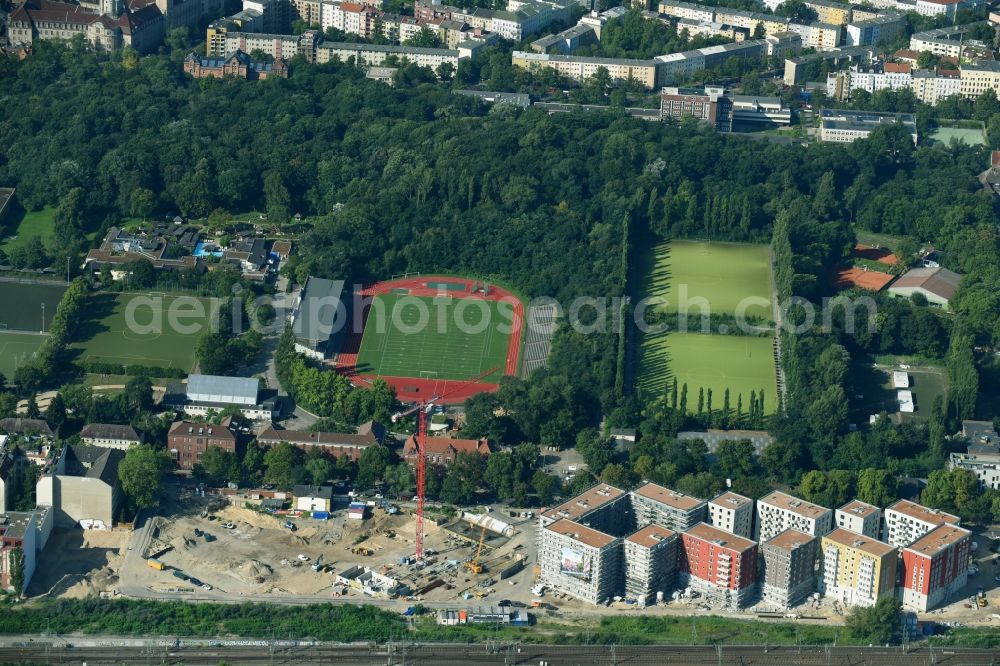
[256,421,385,462]
[900,524,972,611]
[679,522,758,608]
[402,435,491,468]
[183,49,289,80]
[167,418,238,470]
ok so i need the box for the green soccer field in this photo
[69,292,219,370]
[355,293,512,382]
[638,332,779,415]
[638,239,772,322]
[0,331,47,378]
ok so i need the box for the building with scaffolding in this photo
[623,524,678,606]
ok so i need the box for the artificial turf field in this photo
[355,293,512,382]
[638,332,779,415]
[69,293,217,370]
[639,239,772,321]
[0,281,69,331]
[0,331,46,378]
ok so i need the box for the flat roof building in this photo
[900,524,972,611]
[883,499,960,548]
[819,528,897,608]
[624,524,678,606]
[708,491,754,539]
[538,518,623,605]
[887,267,961,309]
[835,500,881,540]
[819,108,917,144]
[678,522,758,608]
[762,528,819,609]
[756,491,833,542]
[631,482,707,533]
[291,276,346,359]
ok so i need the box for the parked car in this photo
[222,522,235,529]
[284,521,296,531]
[201,583,213,591]
[298,554,310,561]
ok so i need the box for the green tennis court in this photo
[355,293,512,381]
[70,292,219,371]
[639,332,779,415]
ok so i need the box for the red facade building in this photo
[900,524,971,611]
[167,418,239,470]
[679,522,758,607]
[401,435,490,468]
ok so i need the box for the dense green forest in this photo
[2,42,1000,520]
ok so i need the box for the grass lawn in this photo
[0,206,56,251]
[355,293,512,382]
[639,332,779,415]
[68,292,218,371]
[854,230,907,252]
[0,331,47,378]
[0,281,69,331]
[637,239,772,322]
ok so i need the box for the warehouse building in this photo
[761,529,818,609]
[623,524,678,606]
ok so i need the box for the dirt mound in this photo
[219,506,283,530]
[237,559,273,583]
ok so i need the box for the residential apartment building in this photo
[788,21,842,50]
[623,524,678,606]
[0,508,52,593]
[8,0,164,53]
[491,2,555,40]
[755,491,834,543]
[900,524,972,611]
[960,61,1000,99]
[167,419,239,470]
[707,491,754,539]
[657,0,713,23]
[678,522,758,608]
[835,500,881,539]
[655,40,767,86]
[80,424,141,451]
[401,435,491,468]
[540,484,628,529]
[676,19,748,43]
[631,482,707,533]
[765,31,802,57]
[317,41,460,69]
[845,12,904,46]
[215,29,320,60]
[883,499,960,548]
[819,528,897,607]
[538,518,623,605]
[826,63,912,101]
[257,422,384,461]
[910,24,975,59]
[512,51,659,89]
[819,108,918,144]
[911,0,981,18]
[761,529,819,609]
[290,0,321,24]
[243,0,290,32]
[950,440,1000,491]
[911,68,962,105]
[805,0,852,25]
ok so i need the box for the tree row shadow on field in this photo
[62,293,119,366]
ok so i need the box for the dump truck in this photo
[147,558,165,571]
[351,547,373,556]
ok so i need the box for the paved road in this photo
[0,641,996,665]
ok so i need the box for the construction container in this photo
[172,571,188,580]
[499,560,524,580]
[312,511,331,521]
[147,558,165,570]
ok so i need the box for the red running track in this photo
[334,275,524,404]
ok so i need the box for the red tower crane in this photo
[391,366,500,560]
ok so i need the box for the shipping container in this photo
[147,558,165,570]
[312,511,331,520]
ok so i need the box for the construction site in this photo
[120,487,537,604]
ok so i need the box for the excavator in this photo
[465,526,487,575]
[311,554,324,572]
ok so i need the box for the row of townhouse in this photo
[538,483,976,614]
